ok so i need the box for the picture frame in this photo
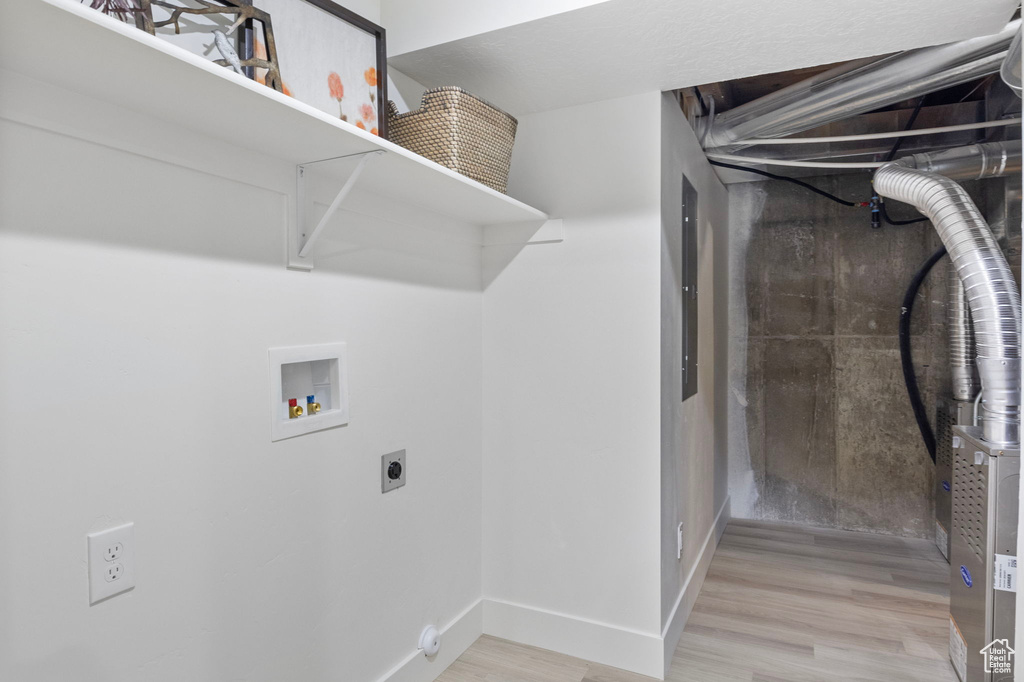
[84,0,388,136]
[265,0,388,136]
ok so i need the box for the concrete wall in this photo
[728,174,948,538]
[658,93,730,669]
[481,91,665,677]
[0,72,483,682]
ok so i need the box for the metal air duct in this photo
[874,141,1022,445]
[948,264,978,402]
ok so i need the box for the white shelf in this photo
[0,0,551,266]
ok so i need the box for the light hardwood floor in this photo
[435,519,957,682]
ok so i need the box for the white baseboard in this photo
[660,496,730,675]
[377,599,483,682]
[482,598,664,679]
[378,497,731,682]
[715,496,731,544]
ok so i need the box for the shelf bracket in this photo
[290,150,385,270]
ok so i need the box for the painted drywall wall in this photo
[389,0,1018,116]
[658,93,730,666]
[481,91,665,677]
[381,0,611,56]
[388,67,427,113]
[0,74,482,682]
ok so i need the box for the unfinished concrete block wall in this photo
[729,173,951,538]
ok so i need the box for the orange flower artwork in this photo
[356,120,366,130]
[365,67,377,103]
[370,128,379,136]
[360,103,375,122]
[328,72,346,121]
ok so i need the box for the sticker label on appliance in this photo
[936,522,948,560]
[961,565,973,588]
[950,616,968,682]
[994,554,1017,593]
[942,480,951,492]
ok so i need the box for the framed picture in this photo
[82,0,388,136]
[260,0,388,136]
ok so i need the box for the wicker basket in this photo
[387,87,518,194]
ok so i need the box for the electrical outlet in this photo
[677,522,684,560]
[104,542,123,562]
[88,523,135,604]
[105,563,124,582]
[381,450,406,493]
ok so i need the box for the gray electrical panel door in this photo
[682,175,698,402]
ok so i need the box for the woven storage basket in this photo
[387,87,518,194]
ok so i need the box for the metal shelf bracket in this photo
[289,150,385,270]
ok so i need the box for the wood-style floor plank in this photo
[434,520,958,682]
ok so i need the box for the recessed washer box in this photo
[269,343,349,441]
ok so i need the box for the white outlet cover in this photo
[87,523,135,604]
[269,343,350,442]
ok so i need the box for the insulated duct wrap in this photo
[703,20,1019,149]
[948,263,978,402]
[874,141,1022,445]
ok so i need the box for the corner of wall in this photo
[658,88,732,672]
[660,496,730,676]
[377,600,483,682]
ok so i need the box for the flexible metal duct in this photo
[927,142,1019,404]
[874,141,1022,445]
[948,263,978,401]
[703,20,1019,149]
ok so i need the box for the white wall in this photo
[481,92,665,677]
[0,73,482,682]
[1,34,731,682]
[381,0,611,56]
[658,93,730,667]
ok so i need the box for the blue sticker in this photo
[942,480,951,492]
[961,566,973,588]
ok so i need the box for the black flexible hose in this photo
[878,96,931,226]
[901,245,948,462]
[708,160,867,207]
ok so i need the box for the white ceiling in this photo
[382,0,612,56]
[387,0,1020,116]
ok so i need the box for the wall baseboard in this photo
[715,496,731,544]
[482,598,664,679]
[660,495,731,676]
[377,599,483,682]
